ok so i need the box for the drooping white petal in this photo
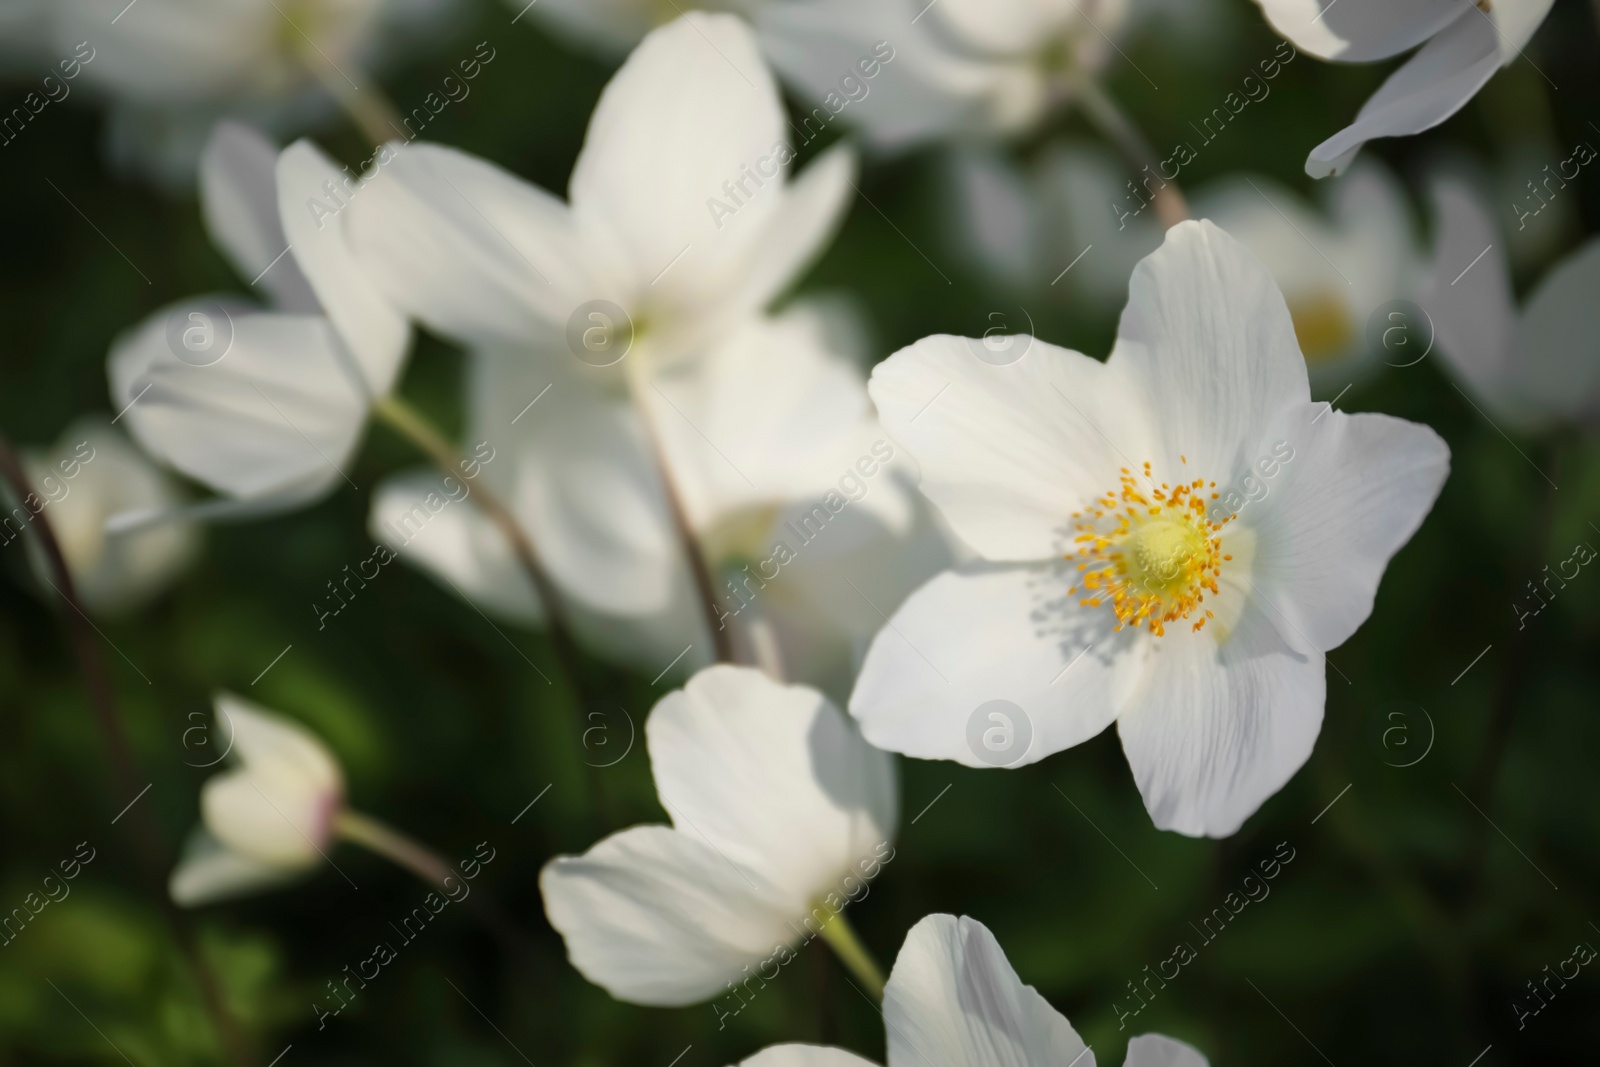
[1254,0,1466,62]
[1107,220,1310,479]
[883,914,1092,1067]
[1116,606,1324,838]
[648,666,896,911]
[368,467,541,624]
[199,121,318,314]
[869,335,1153,562]
[1036,141,1164,305]
[277,140,409,396]
[568,13,785,302]
[344,142,592,348]
[849,565,1138,769]
[741,1047,879,1067]
[1515,237,1600,425]
[107,302,368,501]
[219,692,343,789]
[942,148,1042,292]
[1245,404,1449,654]
[1305,12,1500,178]
[539,825,797,1007]
[168,829,305,907]
[1124,1033,1210,1067]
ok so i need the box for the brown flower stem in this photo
[0,429,254,1067]
[624,363,737,664]
[1075,78,1189,229]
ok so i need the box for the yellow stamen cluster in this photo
[1067,461,1234,636]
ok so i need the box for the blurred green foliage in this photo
[2,1,1598,1064]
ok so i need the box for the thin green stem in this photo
[814,908,886,1002]
[302,47,404,146]
[1074,78,1189,229]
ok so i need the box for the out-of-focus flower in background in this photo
[738,914,1209,1067]
[1192,160,1422,393]
[106,121,408,526]
[171,693,347,905]
[12,0,459,186]
[1254,0,1555,178]
[540,665,897,1005]
[19,417,198,615]
[1418,171,1600,433]
[852,221,1450,837]
[509,0,766,57]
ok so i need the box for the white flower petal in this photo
[107,302,368,501]
[1254,0,1466,61]
[649,665,896,910]
[869,335,1151,561]
[1489,0,1555,60]
[1107,220,1310,480]
[1246,404,1449,653]
[1116,606,1324,838]
[741,1046,879,1067]
[369,467,542,624]
[884,914,1092,1067]
[849,565,1137,769]
[277,140,409,396]
[169,829,305,907]
[1124,1034,1209,1067]
[198,121,318,314]
[568,13,785,299]
[1305,12,1500,178]
[218,692,343,790]
[539,825,797,1006]
[345,142,590,349]
[1516,237,1600,424]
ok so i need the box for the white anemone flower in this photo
[540,665,897,1006]
[511,0,766,57]
[20,419,199,615]
[739,914,1208,1067]
[1193,160,1422,391]
[41,0,456,185]
[107,121,407,527]
[171,694,347,905]
[1254,0,1555,178]
[345,12,855,373]
[851,220,1450,837]
[758,0,1130,153]
[1417,173,1600,433]
[371,301,954,691]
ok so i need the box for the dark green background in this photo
[1,0,1597,1063]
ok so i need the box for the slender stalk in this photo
[0,431,254,1067]
[371,394,585,666]
[334,809,535,966]
[302,47,404,146]
[624,361,737,664]
[814,909,886,1001]
[1075,78,1189,229]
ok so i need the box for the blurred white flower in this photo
[20,418,198,615]
[372,301,954,691]
[511,0,766,56]
[346,12,854,371]
[34,0,457,185]
[540,665,897,1006]
[1193,160,1421,391]
[739,914,1208,1067]
[1254,0,1554,178]
[171,694,346,906]
[758,0,1129,152]
[107,121,408,526]
[852,221,1450,837]
[1417,172,1600,433]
